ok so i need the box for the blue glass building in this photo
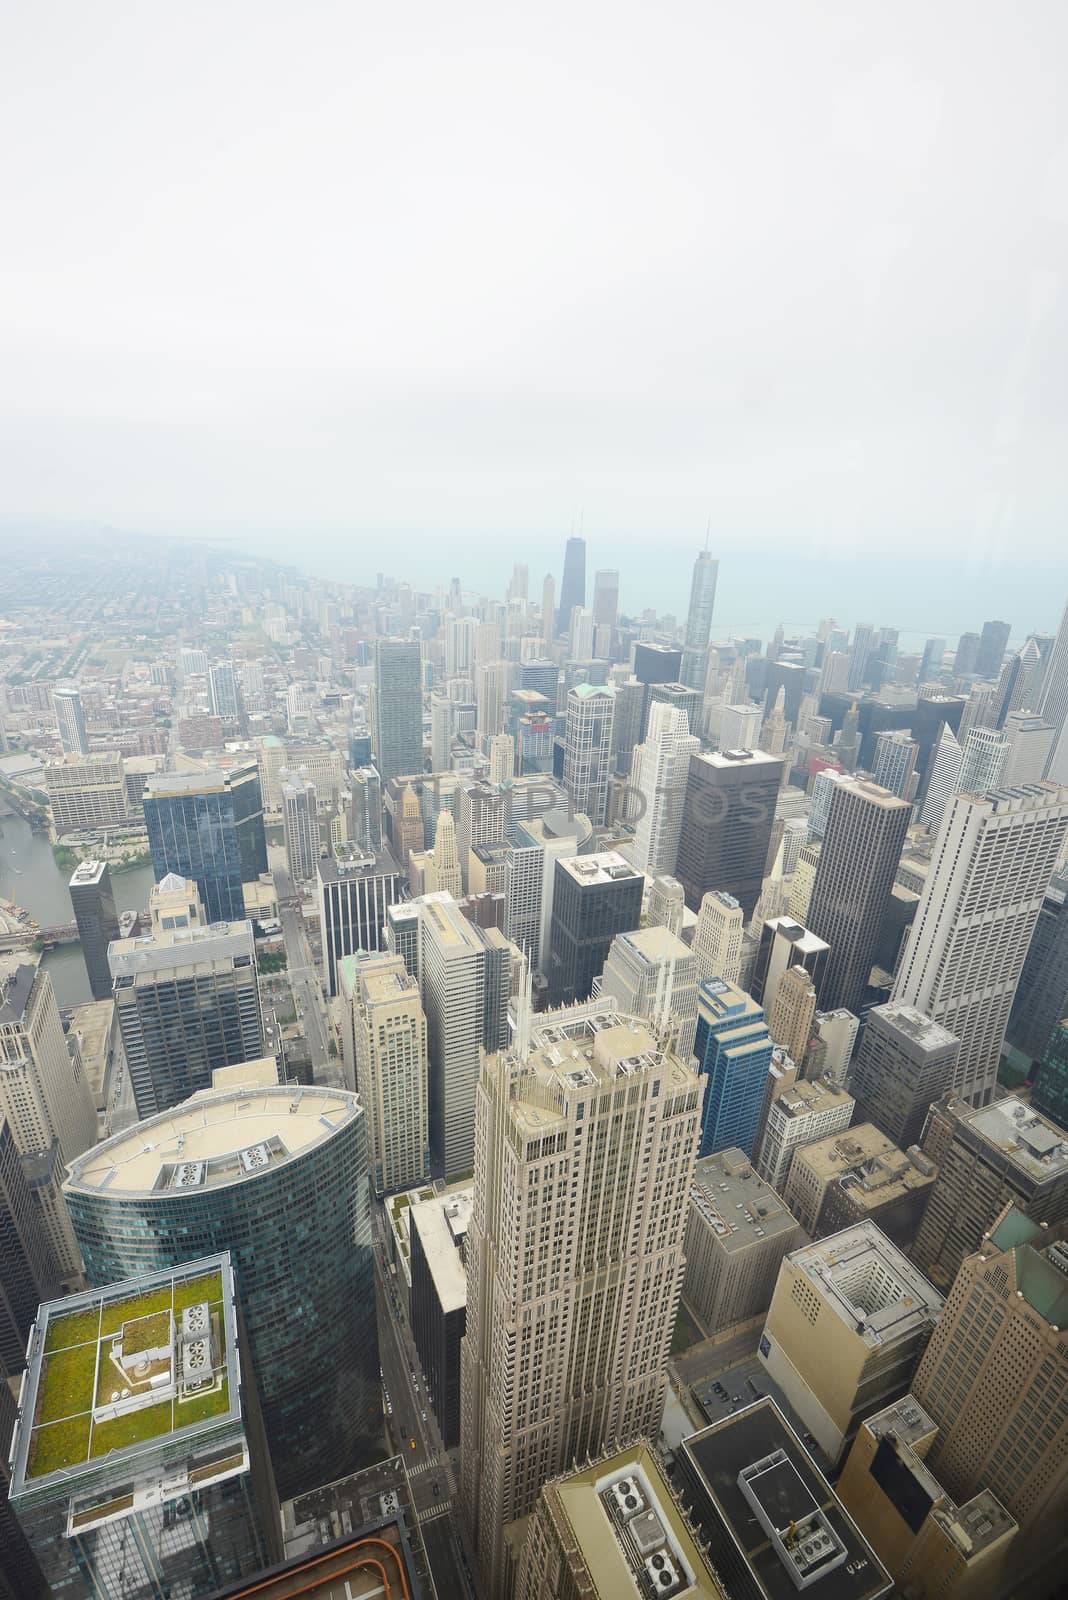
[143,763,267,923]
[693,977,773,1157]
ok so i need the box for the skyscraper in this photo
[848,623,876,692]
[370,639,423,783]
[1007,865,1068,1068]
[419,896,513,1178]
[562,683,616,826]
[807,765,849,840]
[476,658,512,742]
[957,724,1008,793]
[460,1003,703,1595]
[339,951,428,1194]
[675,748,783,920]
[693,977,774,1157]
[953,632,980,676]
[766,963,818,1066]
[143,763,267,924]
[65,1082,378,1500]
[893,784,1068,1104]
[591,567,619,629]
[546,852,643,1007]
[208,658,242,721]
[628,702,699,876]
[1031,1021,1068,1132]
[51,683,89,756]
[597,925,700,1057]
[0,1116,60,1371]
[848,1002,960,1151]
[281,776,318,882]
[1001,709,1056,785]
[751,916,830,1008]
[994,636,1042,725]
[349,764,384,854]
[918,723,963,833]
[807,778,910,1014]
[556,535,586,635]
[682,547,719,689]
[7,1254,282,1600]
[68,860,119,1002]
[540,573,555,647]
[646,873,686,937]
[109,884,265,1120]
[316,848,400,996]
[974,619,1011,681]
[692,890,744,985]
[871,730,918,798]
[913,1205,1068,1540]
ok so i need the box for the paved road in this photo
[269,852,338,1087]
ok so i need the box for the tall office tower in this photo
[692,890,744,985]
[893,785,1068,1104]
[281,777,318,882]
[1008,866,1068,1068]
[953,632,980,676]
[835,701,862,770]
[812,1007,860,1086]
[556,534,586,635]
[807,778,910,1015]
[51,682,89,756]
[394,782,424,868]
[1001,709,1056,784]
[807,766,847,841]
[284,682,311,732]
[597,926,700,1057]
[488,732,514,783]
[339,951,427,1194]
[349,764,384,854]
[460,1004,703,1596]
[646,874,685,937]
[409,1183,471,1449]
[7,1255,282,1600]
[871,730,918,798]
[562,683,616,826]
[755,1072,855,1191]
[836,1399,1017,1600]
[144,763,267,924]
[848,623,876,692]
[68,860,119,1002]
[975,618,1011,681]
[316,848,400,996]
[751,916,830,1008]
[502,837,544,968]
[65,1083,378,1500]
[820,648,851,694]
[547,852,643,1007]
[476,659,511,741]
[540,573,555,646]
[759,1225,943,1465]
[648,678,702,735]
[955,680,1000,747]
[109,899,265,1121]
[957,724,1008,792]
[430,691,452,770]
[766,964,818,1066]
[682,1148,805,1338]
[446,616,479,678]
[455,778,507,888]
[208,658,242,721]
[45,752,128,832]
[0,1116,60,1370]
[681,547,719,690]
[0,963,96,1281]
[514,1440,724,1600]
[1030,1020,1068,1131]
[428,808,463,897]
[994,635,1042,725]
[848,1002,960,1151]
[913,1206,1068,1541]
[758,687,789,759]
[568,605,594,660]
[912,1094,1068,1289]
[179,645,209,677]
[370,639,423,783]
[507,562,529,604]
[420,896,513,1177]
[676,749,783,920]
[918,636,947,683]
[0,1349,50,1600]
[591,567,619,630]
[718,701,762,750]
[628,703,699,876]
[693,977,774,1157]
[918,723,963,832]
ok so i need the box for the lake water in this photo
[0,810,156,1006]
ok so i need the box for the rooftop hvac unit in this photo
[182,1302,210,1337]
[184,1340,210,1374]
[610,1478,645,1519]
[644,1552,681,1592]
[173,1162,205,1188]
[239,1142,270,1172]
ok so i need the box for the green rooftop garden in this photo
[25,1268,230,1481]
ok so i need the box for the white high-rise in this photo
[429,810,463,898]
[1037,594,1068,751]
[597,926,700,1058]
[430,693,453,772]
[460,1001,703,1597]
[562,684,615,827]
[476,660,511,743]
[719,702,762,751]
[628,703,699,876]
[1001,711,1056,786]
[339,951,428,1195]
[446,617,478,678]
[52,683,89,756]
[920,723,963,833]
[692,889,744,985]
[893,783,1068,1103]
[282,777,318,882]
[958,725,1008,794]
[569,606,595,660]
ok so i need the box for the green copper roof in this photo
[1015,1248,1068,1328]
[989,1206,1041,1251]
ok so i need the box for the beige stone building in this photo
[754,1073,854,1191]
[765,963,817,1066]
[682,1148,806,1337]
[783,1123,936,1246]
[338,951,428,1196]
[45,752,128,831]
[460,1001,704,1598]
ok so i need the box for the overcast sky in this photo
[2,1,1067,583]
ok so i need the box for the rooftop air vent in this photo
[610,1477,646,1519]
[644,1552,681,1592]
[239,1143,270,1172]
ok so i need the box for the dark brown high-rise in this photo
[675,748,783,921]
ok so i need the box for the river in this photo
[0,810,156,1007]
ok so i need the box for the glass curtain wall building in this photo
[143,765,268,924]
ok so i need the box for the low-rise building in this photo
[783,1123,937,1246]
[682,1149,807,1337]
